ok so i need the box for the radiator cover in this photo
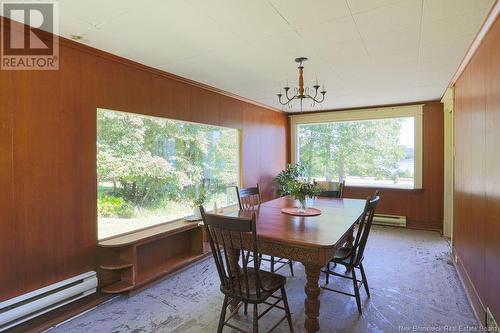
[372,214,407,227]
[0,271,97,331]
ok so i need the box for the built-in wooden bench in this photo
[98,220,209,294]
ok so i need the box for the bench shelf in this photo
[98,220,208,294]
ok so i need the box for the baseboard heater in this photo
[0,271,97,331]
[372,214,407,227]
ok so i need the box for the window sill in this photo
[98,204,240,243]
[346,184,424,192]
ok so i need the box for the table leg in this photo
[304,264,321,333]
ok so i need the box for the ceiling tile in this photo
[420,11,486,45]
[353,0,422,38]
[422,0,494,23]
[316,38,368,65]
[60,0,142,28]
[269,0,350,29]
[363,25,420,55]
[187,0,291,41]
[298,16,360,46]
[347,0,405,14]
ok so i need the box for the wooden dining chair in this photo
[236,185,294,277]
[321,191,380,315]
[200,207,294,333]
[314,179,346,198]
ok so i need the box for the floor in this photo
[48,226,478,333]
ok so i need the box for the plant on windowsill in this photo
[191,185,207,219]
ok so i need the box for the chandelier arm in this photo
[308,88,319,100]
[309,93,326,103]
[278,97,291,105]
[277,94,293,106]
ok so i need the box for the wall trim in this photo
[447,0,500,89]
[0,16,281,114]
[452,246,486,326]
[441,88,454,240]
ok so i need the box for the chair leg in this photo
[244,302,248,315]
[253,303,259,333]
[351,268,362,315]
[359,263,370,297]
[325,262,330,285]
[218,296,228,333]
[270,256,275,273]
[288,260,294,277]
[281,287,294,332]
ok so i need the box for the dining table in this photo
[223,195,367,333]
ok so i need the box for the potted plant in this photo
[276,163,320,212]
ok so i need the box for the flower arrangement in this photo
[275,163,307,196]
[276,163,320,212]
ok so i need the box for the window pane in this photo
[97,109,240,239]
[297,117,414,188]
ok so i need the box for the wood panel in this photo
[0,19,288,302]
[344,101,444,231]
[0,67,15,297]
[453,14,500,324]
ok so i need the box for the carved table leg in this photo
[304,264,321,333]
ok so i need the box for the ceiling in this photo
[56,0,494,112]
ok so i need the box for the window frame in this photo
[290,104,423,190]
[96,108,243,240]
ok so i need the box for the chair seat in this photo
[331,246,353,265]
[221,267,286,301]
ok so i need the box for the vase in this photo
[192,206,202,219]
[295,196,308,213]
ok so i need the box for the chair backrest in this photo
[314,180,345,198]
[338,180,346,198]
[237,184,261,209]
[351,191,380,266]
[200,206,262,299]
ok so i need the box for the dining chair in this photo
[320,191,380,315]
[236,185,294,277]
[314,179,346,198]
[200,206,294,333]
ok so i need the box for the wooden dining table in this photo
[223,195,367,333]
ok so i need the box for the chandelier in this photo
[277,57,326,112]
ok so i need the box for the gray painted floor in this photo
[48,226,478,333]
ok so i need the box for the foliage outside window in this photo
[97,109,240,239]
[296,117,415,189]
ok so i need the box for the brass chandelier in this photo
[277,57,326,112]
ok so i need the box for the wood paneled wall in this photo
[344,101,444,231]
[453,15,500,324]
[0,21,287,301]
